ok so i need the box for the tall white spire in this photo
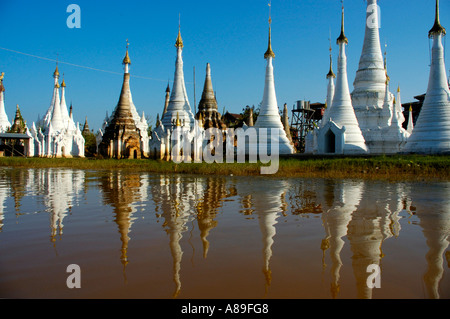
[406,105,414,135]
[252,5,294,155]
[161,22,195,129]
[352,0,386,94]
[393,86,406,129]
[0,73,11,132]
[405,0,450,154]
[322,44,336,128]
[50,78,64,132]
[43,64,61,127]
[326,44,336,107]
[318,4,368,155]
[60,77,72,130]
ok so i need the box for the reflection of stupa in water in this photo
[14,168,85,243]
[410,182,450,299]
[45,169,85,242]
[0,180,7,232]
[345,181,408,299]
[100,171,140,281]
[151,175,200,298]
[236,178,290,296]
[321,180,363,298]
[195,177,236,258]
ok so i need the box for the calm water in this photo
[0,167,448,299]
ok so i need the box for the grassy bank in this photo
[0,155,449,180]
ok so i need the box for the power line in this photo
[0,46,168,82]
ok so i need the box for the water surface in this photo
[0,167,448,299]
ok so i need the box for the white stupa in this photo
[351,0,407,154]
[406,104,414,135]
[249,13,294,155]
[160,25,195,130]
[321,45,336,129]
[0,73,12,132]
[404,0,450,154]
[150,27,203,161]
[31,65,85,157]
[315,5,368,155]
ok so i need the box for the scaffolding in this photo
[290,101,324,153]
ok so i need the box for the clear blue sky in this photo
[0,0,449,131]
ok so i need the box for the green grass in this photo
[0,155,448,180]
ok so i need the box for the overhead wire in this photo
[0,46,169,82]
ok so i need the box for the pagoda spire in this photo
[196,63,223,129]
[322,42,336,129]
[352,0,385,92]
[60,75,71,129]
[44,62,62,127]
[98,49,142,159]
[123,39,131,74]
[429,0,446,38]
[162,82,170,119]
[327,43,336,79]
[50,74,64,132]
[175,22,183,49]
[161,21,195,129]
[405,0,450,154]
[264,2,275,60]
[336,3,348,45]
[0,72,11,132]
[321,3,368,154]
[53,56,60,83]
[252,2,294,155]
[406,105,414,135]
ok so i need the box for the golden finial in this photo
[264,1,275,59]
[327,39,336,78]
[337,1,348,45]
[429,0,446,38]
[175,15,184,48]
[54,65,60,78]
[123,39,131,65]
[409,104,413,112]
[54,53,60,77]
[176,112,181,126]
[0,72,4,81]
[61,73,66,88]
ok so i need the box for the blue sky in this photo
[0,0,449,131]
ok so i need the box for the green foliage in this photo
[82,131,97,157]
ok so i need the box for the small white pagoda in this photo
[31,66,85,157]
[311,5,368,155]
[247,13,294,155]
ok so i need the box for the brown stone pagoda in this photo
[195,63,224,129]
[98,45,142,159]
